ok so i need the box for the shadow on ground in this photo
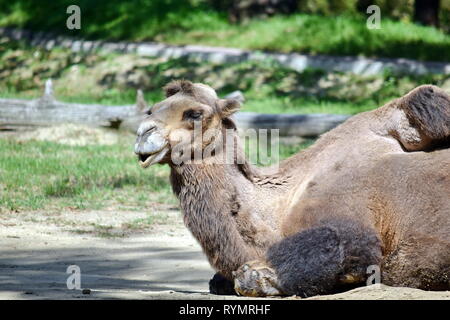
[0,221,218,299]
[1,211,449,300]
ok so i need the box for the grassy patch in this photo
[0,135,311,212]
[157,14,450,62]
[69,223,121,238]
[122,212,170,231]
[0,136,175,212]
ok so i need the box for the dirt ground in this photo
[1,208,449,300]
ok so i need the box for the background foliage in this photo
[1,0,449,61]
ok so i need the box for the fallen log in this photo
[0,81,350,137]
[0,80,143,131]
[234,112,350,137]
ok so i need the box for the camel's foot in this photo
[209,273,236,295]
[233,260,284,297]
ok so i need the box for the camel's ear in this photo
[163,80,194,98]
[216,99,241,118]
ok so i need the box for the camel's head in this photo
[135,80,241,168]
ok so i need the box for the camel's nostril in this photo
[137,122,157,137]
[141,126,156,138]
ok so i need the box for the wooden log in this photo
[0,82,350,137]
[233,112,350,137]
[0,80,142,130]
[0,97,140,130]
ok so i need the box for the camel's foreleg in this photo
[234,219,382,297]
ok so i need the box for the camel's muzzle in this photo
[135,123,169,168]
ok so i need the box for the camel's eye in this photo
[183,109,202,121]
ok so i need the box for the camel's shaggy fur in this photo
[135,80,450,297]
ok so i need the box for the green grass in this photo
[0,136,311,212]
[243,95,375,115]
[0,137,175,212]
[159,14,450,62]
[0,0,449,61]
[122,212,170,231]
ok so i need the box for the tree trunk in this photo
[414,0,440,27]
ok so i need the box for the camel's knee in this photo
[266,219,382,297]
[233,260,284,297]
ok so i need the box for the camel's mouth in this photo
[139,153,151,163]
[138,147,169,168]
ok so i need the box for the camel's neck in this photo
[169,159,262,277]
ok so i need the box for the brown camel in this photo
[134,80,450,297]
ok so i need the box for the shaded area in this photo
[0,235,214,299]
[0,0,219,40]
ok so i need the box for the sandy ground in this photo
[0,208,215,300]
[0,208,449,300]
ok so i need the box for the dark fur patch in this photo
[163,80,194,98]
[222,117,237,130]
[399,85,450,142]
[266,218,382,297]
[209,273,236,295]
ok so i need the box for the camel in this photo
[134,80,450,297]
